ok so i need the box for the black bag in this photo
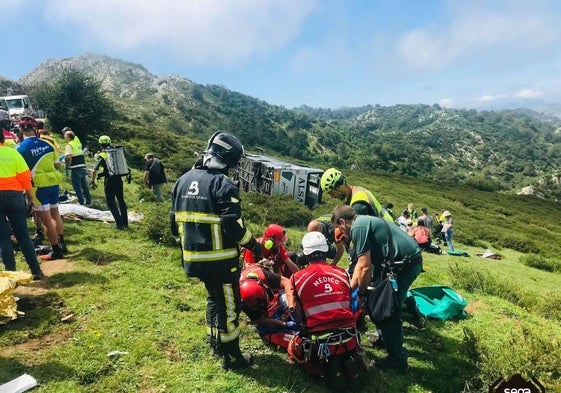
[366,278,399,324]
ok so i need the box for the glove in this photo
[253,242,264,260]
[351,287,360,313]
[286,321,297,329]
[246,237,263,260]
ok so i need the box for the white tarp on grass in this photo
[57,203,143,223]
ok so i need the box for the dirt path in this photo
[13,258,78,296]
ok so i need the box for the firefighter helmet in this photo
[320,168,345,193]
[239,279,267,309]
[205,131,244,168]
[263,224,287,248]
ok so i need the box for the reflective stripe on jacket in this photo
[350,186,394,222]
[171,167,253,276]
[0,145,32,191]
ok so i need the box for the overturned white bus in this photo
[231,153,323,208]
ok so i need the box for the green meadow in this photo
[1,168,560,393]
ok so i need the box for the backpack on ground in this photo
[105,146,129,176]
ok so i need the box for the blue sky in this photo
[3,0,561,110]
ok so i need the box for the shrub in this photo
[519,253,561,273]
[497,236,539,254]
[241,192,313,228]
[449,262,561,322]
[463,324,561,392]
[140,202,177,247]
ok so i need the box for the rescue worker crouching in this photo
[170,131,263,370]
[243,223,300,278]
[288,231,367,390]
[239,262,298,349]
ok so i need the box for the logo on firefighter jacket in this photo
[488,373,545,393]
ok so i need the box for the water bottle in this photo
[390,277,398,291]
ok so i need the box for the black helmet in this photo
[205,131,244,168]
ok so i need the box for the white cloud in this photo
[514,89,543,99]
[473,89,543,103]
[439,98,454,108]
[397,5,558,70]
[44,0,317,65]
[473,94,508,103]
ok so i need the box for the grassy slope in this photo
[1,167,561,393]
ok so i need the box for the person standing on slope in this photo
[17,116,67,261]
[170,131,264,370]
[90,135,129,230]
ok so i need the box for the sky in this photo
[3,0,561,110]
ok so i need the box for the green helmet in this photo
[320,168,344,193]
[98,135,111,145]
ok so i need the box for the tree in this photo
[32,70,115,142]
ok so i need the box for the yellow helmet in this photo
[320,168,345,193]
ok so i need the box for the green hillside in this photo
[12,53,561,197]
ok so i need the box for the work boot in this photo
[222,352,254,370]
[221,338,254,371]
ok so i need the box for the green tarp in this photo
[408,285,468,320]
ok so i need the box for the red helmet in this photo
[263,224,287,249]
[18,115,37,129]
[239,279,267,309]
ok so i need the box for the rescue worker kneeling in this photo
[288,232,367,390]
[243,223,300,278]
[239,261,298,349]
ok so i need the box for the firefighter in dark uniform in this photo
[170,131,263,370]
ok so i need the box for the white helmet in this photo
[302,231,329,256]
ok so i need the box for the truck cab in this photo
[1,95,34,117]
